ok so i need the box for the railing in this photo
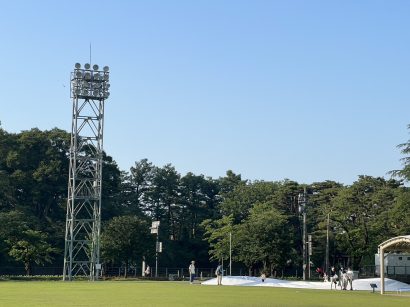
[360,265,410,284]
[2,265,409,281]
[0,266,293,279]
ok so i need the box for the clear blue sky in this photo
[1,0,409,185]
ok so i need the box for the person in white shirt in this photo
[144,265,150,276]
[189,260,196,284]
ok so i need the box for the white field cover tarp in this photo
[201,276,410,292]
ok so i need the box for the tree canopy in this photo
[0,124,410,277]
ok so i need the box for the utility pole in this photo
[229,232,232,276]
[325,212,330,274]
[298,187,308,281]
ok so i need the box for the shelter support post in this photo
[380,248,385,295]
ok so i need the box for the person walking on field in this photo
[215,264,223,285]
[189,261,196,284]
[144,265,150,277]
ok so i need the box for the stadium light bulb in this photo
[103,66,109,72]
[75,63,81,69]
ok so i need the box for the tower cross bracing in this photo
[63,63,110,281]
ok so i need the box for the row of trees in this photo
[1,123,410,276]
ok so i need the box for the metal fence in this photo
[361,265,410,277]
[103,267,253,280]
[0,266,293,279]
[1,265,410,281]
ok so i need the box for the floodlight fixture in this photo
[70,62,111,101]
[65,61,112,281]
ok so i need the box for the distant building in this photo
[375,253,410,275]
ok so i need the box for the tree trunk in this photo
[124,262,128,278]
[25,262,31,276]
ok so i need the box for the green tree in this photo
[201,215,234,263]
[101,215,152,277]
[100,152,123,220]
[307,181,344,271]
[144,164,181,240]
[179,172,219,240]
[7,229,59,275]
[219,180,278,223]
[387,187,410,235]
[329,176,400,267]
[390,124,410,181]
[235,202,291,275]
[218,170,244,195]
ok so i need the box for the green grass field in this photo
[0,280,408,306]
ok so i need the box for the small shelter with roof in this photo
[378,235,410,294]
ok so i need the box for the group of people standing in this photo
[188,260,223,285]
[328,266,354,290]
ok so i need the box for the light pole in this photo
[150,221,161,277]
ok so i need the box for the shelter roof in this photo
[378,235,410,252]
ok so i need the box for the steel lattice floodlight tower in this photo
[63,63,110,281]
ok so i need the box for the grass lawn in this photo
[0,280,409,306]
